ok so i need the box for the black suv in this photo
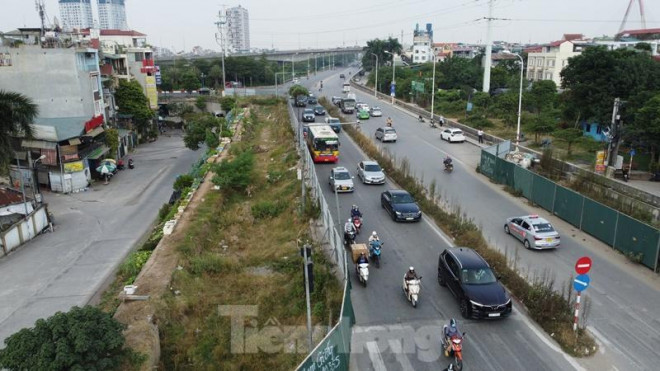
[437,247,512,319]
[295,94,308,107]
[307,95,318,105]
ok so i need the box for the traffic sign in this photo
[630,149,636,156]
[575,256,592,274]
[573,274,590,292]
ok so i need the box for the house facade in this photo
[526,34,589,87]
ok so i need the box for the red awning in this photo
[84,115,104,133]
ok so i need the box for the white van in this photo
[342,83,350,93]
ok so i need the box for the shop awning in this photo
[83,126,105,138]
[21,139,57,150]
[68,138,81,145]
[86,145,110,160]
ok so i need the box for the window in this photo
[521,221,531,230]
[528,57,534,65]
[445,254,460,278]
[596,126,602,134]
[545,73,552,80]
[537,71,543,80]
[548,59,555,67]
[415,50,419,54]
[537,59,542,66]
[585,124,591,132]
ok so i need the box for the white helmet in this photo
[372,231,378,237]
[409,266,415,272]
[347,218,352,223]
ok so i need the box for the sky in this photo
[2,0,659,52]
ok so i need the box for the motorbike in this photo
[128,159,135,169]
[344,230,356,247]
[429,119,438,128]
[442,326,466,371]
[444,162,454,173]
[356,262,369,287]
[402,276,422,308]
[352,216,362,234]
[418,116,425,123]
[369,240,383,268]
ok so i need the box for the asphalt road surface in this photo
[0,131,202,344]
[297,70,580,370]
[302,69,660,371]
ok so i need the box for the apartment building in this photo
[227,5,250,53]
[412,23,433,63]
[526,34,589,86]
[98,0,129,30]
[58,0,94,31]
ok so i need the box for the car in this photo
[357,160,385,185]
[313,105,326,116]
[375,127,397,142]
[356,102,369,112]
[380,189,422,222]
[370,107,382,117]
[440,128,466,143]
[357,109,370,120]
[340,73,345,79]
[302,108,315,122]
[328,167,354,193]
[295,94,307,107]
[308,94,318,105]
[504,215,561,249]
[437,247,512,319]
[325,117,342,133]
[331,96,343,106]
[292,78,300,84]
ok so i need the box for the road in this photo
[0,130,201,344]
[305,69,660,371]
[298,70,580,370]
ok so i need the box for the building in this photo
[58,0,94,31]
[526,34,590,86]
[227,5,250,53]
[594,28,660,61]
[98,0,128,30]
[412,23,433,63]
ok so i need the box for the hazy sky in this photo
[3,0,659,51]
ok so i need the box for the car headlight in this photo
[395,211,402,215]
[417,211,422,216]
[469,300,484,307]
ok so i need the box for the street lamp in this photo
[292,52,299,80]
[32,154,46,204]
[275,71,287,96]
[384,51,396,104]
[370,53,378,98]
[503,50,524,149]
[431,53,437,123]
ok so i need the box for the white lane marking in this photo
[366,341,388,371]
[586,325,611,350]
[513,307,585,371]
[423,216,454,247]
[389,339,415,371]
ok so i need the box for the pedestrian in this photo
[477,128,484,144]
[439,115,445,127]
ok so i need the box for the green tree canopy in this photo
[437,56,481,90]
[183,114,224,151]
[0,306,128,371]
[527,80,558,115]
[288,84,309,98]
[114,80,154,136]
[629,93,660,162]
[0,90,37,172]
[361,37,403,70]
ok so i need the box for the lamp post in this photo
[275,71,287,96]
[315,54,318,74]
[431,53,437,122]
[32,154,46,204]
[292,52,299,79]
[384,51,395,104]
[504,51,524,149]
[370,53,378,98]
[200,72,205,88]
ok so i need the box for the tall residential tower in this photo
[227,5,250,53]
[58,0,94,31]
[98,0,128,30]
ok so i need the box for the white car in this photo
[504,215,560,249]
[357,160,386,185]
[375,127,397,142]
[441,128,466,143]
[328,167,355,193]
[356,103,369,112]
[370,107,382,117]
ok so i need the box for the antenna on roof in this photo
[35,0,48,36]
[618,0,647,34]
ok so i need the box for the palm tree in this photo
[0,90,38,171]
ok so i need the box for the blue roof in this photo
[33,117,87,141]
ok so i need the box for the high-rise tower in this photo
[98,0,128,30]
[226,5,250,53]
[58,0,94,31]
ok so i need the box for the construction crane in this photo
[618,0,647,34]
[35,0,51,37]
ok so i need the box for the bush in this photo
[220,96,236,111]
[0,306,130,371]
[251,200,287,219]
[195,96,207,111]
[158,203,173,222]
[211,150,255,192]
[173,174,195,191]
[118,250,153,284]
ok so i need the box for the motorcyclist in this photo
[442,364,454,371]
[351,205,363,219]
[386,117,393,127]
[355,119,361,130]
[368,231,379,243]
[368,231,381,256]
[444,318,462,356]
[418,114,424,122]
[443,155,453,168]
[404,266,419,292]
[344,218,356,244]
[356,252,368,265]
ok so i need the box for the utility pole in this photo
[214,7,228,92]
[482,0,494,93]
[606,98,623,170]
[301,243,314,352]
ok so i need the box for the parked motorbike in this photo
[418,115,425,123]
[430,119,438,129]
[442,326,466,371]
[128,159,135,169]
[402,276,422,308]
[356,262,369,287]
[369,240,383,268]
[352,216,362,234]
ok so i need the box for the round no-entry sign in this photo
[575,256,592,275]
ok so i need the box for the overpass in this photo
[156,46,363,65]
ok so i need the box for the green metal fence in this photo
[480,144,660,272]
[296,270,354,371]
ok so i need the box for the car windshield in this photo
[329,119,340,123]
[364,164,381,172]
[392,193,415,204]
[461,268,497,285]
[334,171,350,180]
[453,130,463,135]
[533,223,555,233]
[304,109,313,114]
[385,128,396,133]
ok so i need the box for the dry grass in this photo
[156,101,343,370]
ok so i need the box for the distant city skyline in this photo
[5,0,660,52]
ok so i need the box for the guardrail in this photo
[287,102,354,371]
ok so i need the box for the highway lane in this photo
[314,70,660,370]
[298,72,579,370]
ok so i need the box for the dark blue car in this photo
[380,190,422,222]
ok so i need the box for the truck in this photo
[342,82,351,93]
[340,96,356,114]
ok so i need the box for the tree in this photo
[553,128,584,156]
[114,80,154,136]
[183,114,223,151]
[527,80,557,115]
[361,37,403,70]
[181,71,201,92]
[630,93,660,162]
[526,111,557,143]
[208,64,223,88]
[0,91,37,172]
[0,306,128,371]
[288,84,309,98]
[211,150,255,192]
[437,56,481,90]
[104,128,119,158]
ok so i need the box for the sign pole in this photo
[573,291,581,332]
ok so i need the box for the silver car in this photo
[329,167,354,193]
[357,160,385,185]
[370,107,382,117]
[504,215,561,249]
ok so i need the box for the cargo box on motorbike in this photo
[351,243,369,263]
